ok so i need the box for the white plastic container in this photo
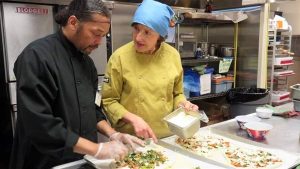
[256,107,273,119]
[293,99,300,112]
[271,91,290,103]
[164,108,200,138]
[274,57,293,65]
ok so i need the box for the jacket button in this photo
[161,98,165,101]
[76,80,81,84]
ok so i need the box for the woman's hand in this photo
[178,100,199,112]
[122,112,158,143]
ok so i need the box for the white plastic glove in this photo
[94,141,129,161]
[109,132,145,151]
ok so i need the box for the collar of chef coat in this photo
[58,29,84,59]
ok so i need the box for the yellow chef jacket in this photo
[102,41,186,138]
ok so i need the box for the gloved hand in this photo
[110,132,145,151]
[94,141,129,161]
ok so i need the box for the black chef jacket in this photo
[10,30,106,169]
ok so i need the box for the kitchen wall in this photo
[271,1,300,35]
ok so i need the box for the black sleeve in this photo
[14,47,79,157]
[96,105,107,122]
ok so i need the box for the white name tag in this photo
[95,91,101,107]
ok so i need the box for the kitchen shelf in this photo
[187,92,227,101]
[268,23,293,105]
[273,72,295,77]
[180,18,233,25]
[274,62,294,66]
[177,11,237,102]
[181,58,223,65]
[179,12,234,25]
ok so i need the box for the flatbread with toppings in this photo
[224,147,282,169]
[176,135,230,156]
[115,149,167,169]
[175,134,283,169]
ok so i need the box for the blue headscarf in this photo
[132,0,175,38]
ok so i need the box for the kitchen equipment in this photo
[256,107,273,119]
[164,107,208,138]
[290,84,300,100]
[179,38,197,58]
[209,44,217,56]
[235,115,261,129]
[244,122,273,140]
[293,99,300,112]
[220,46,234,57]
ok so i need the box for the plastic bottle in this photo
[194,46,202,59]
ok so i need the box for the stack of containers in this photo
[290,84,300,111]
[211,75,234,93]
[271,91,290,105]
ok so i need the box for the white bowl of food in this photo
[244,122,273,140]
[256,107,273,119]
[235,115,261,130]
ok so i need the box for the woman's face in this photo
[132,24,160,54]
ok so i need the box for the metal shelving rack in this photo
[176,12,238,101]
[268,24,294,105]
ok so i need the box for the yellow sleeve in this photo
[173,52,187,108]
[101,53,128,126]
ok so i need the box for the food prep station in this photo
[53,113,300,169]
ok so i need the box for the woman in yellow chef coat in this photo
[101,0,198,141]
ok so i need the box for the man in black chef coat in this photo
[10,0,144,169]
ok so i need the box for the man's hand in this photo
[94,141,129,161]
[110,132,145,151]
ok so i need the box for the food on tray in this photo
[176,135,230,155]
[225,147,282,168]
[115,149,167,169]
[175,134,283,168]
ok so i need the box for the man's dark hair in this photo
[55,0,110,26]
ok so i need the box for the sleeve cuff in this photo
[106,104,128,126]
[65,130,80,149]
[174,94,187,109]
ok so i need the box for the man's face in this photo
[73,14,110,55]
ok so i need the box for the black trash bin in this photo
[226,87,270,118]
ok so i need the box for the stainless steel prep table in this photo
[53,114,300,169]
[209,114,300,154]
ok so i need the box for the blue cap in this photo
[132,0,175,38]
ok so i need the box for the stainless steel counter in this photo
[53,114,300,169]
[209,114,300,154]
